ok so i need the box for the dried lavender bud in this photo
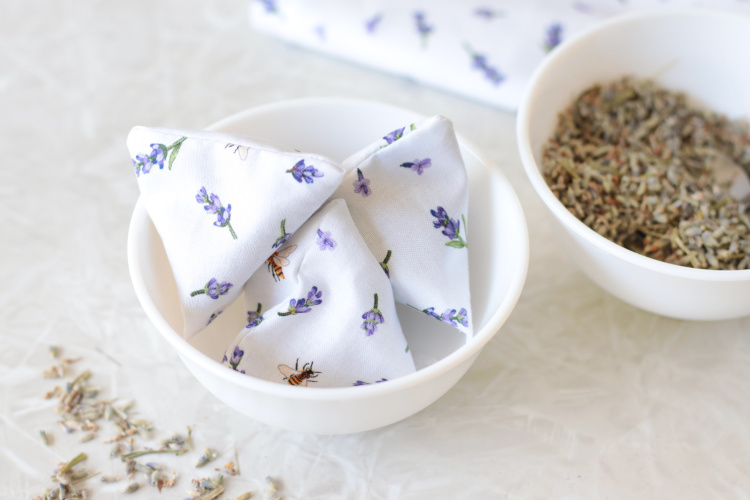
[40,430,52,446]
[78,432,96,443]
[196,448,219,467]
[543,76,750,270]
[123,482,139,494]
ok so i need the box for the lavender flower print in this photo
[196,187,237,239]
[361,293,384,336]
[190,278,233,299]
[383,127,404,145]
[353,168,371,197]
[381,123,416,148]
[316,229,337,251]
[207,310,223,326]
[278,286,323,316]
[474,7,502,20]
[421,306,469,328]
[132,136,186,176]
[414,11,433,48]
[272,219,291,249]
[224,346,245,373]
[353,378,388,386]
[380,250,392,278]
[258,0,276,13]
[464,44,505,86]
[430,206,467,249]
[287,159,323,184]
[365,13,382,33]
[400,157,431,175]
[544,23,563,52]
[246,303,264,329]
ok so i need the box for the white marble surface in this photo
[3,1,750,498]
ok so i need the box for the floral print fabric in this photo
[332,115,472,336]
[127,125,346,338]
[231,199,415,388]
[249,0,750,111]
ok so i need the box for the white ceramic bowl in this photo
[517,9,750,321]
[128,97,528,434]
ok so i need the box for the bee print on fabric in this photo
[225,143,250,160]
[267,245,297,282]
[278,359,320,386]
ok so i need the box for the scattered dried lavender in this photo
[186,474,225,500]
[264,476,281,500]
[33,452,93,500]
[34,347,266,499]
[196,447,219,467]
[543,77,750,269]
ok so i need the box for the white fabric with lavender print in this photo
[249,0,750,111]
[127,126,346,338]
[332,115,472,337]
[226,199,415,387]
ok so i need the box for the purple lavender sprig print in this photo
[190,278,234,299]
[272,219,291,249]
[544,23,563,52]
[287,159,323,184]
[361,293,384,336]
[381,123,416,148]
[316,229,337,251]
[413,11,433,49]
[223,346,246,374]
[463,43,505,86]
[380,250,392,278]
[278,286,323,316]
[474,7,503,20]
[258,0,276,13]
[196,187,237,239]
[314,25,326,41]
[422,306,469,328]
[353,378,388,386]
[400,157,431,175]
[430,207,467,248]
[132,136,186,176]
[353,168,371,197]
[207,310,223,326]
[365,13,382,33]
[384,127,404,145]
[246,303,264,329]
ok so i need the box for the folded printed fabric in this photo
[228,199,415,387]
[127,126,346,338]
[332,115,472,337]
[249,0,750,111]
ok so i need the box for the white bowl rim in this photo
[128,96,530,402]
[516,7,750,282]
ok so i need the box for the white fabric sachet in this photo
[227,199,415,387]
[332,115,472,337]
[127,126,346,338]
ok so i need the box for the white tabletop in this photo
[3,2,749,499]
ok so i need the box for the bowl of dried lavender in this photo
[517,9,750,320]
